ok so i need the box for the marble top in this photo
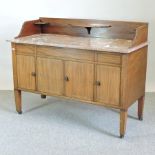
[11,34,147,53]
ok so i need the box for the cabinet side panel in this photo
[125,47,148,108]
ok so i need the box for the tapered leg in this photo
[14,90,22,114]
[138,95,145,120]
[120,110,128,138]
[41,94,46,99]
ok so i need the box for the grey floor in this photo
[0,91,155,155]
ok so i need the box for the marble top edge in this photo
[10,34,146,53]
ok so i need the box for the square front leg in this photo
[138,95,145,120]
[14,90,22,114]
[120,109,128,138]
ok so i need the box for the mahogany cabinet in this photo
[11,17,148,138]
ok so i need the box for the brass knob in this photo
[96,81,101,86]
[64,76,69,81]
[31,72,36,77]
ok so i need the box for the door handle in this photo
[96,81,101,86]
[31,72,36,77]
[64,76,69,81]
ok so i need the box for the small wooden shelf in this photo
[85,24,112,34]
[34,22,112,35]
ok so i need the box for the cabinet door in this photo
[95,65,120,106]
[37,58,64,95]
[65,61,94,101]
[16,55,36,90]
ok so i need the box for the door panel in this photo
[65,61,94,101]
[16,55,35,90]
[37,58,64,95]
[96,65,120,106]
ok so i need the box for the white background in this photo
[0,0,154,91]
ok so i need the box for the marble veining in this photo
[11,34,136,53]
